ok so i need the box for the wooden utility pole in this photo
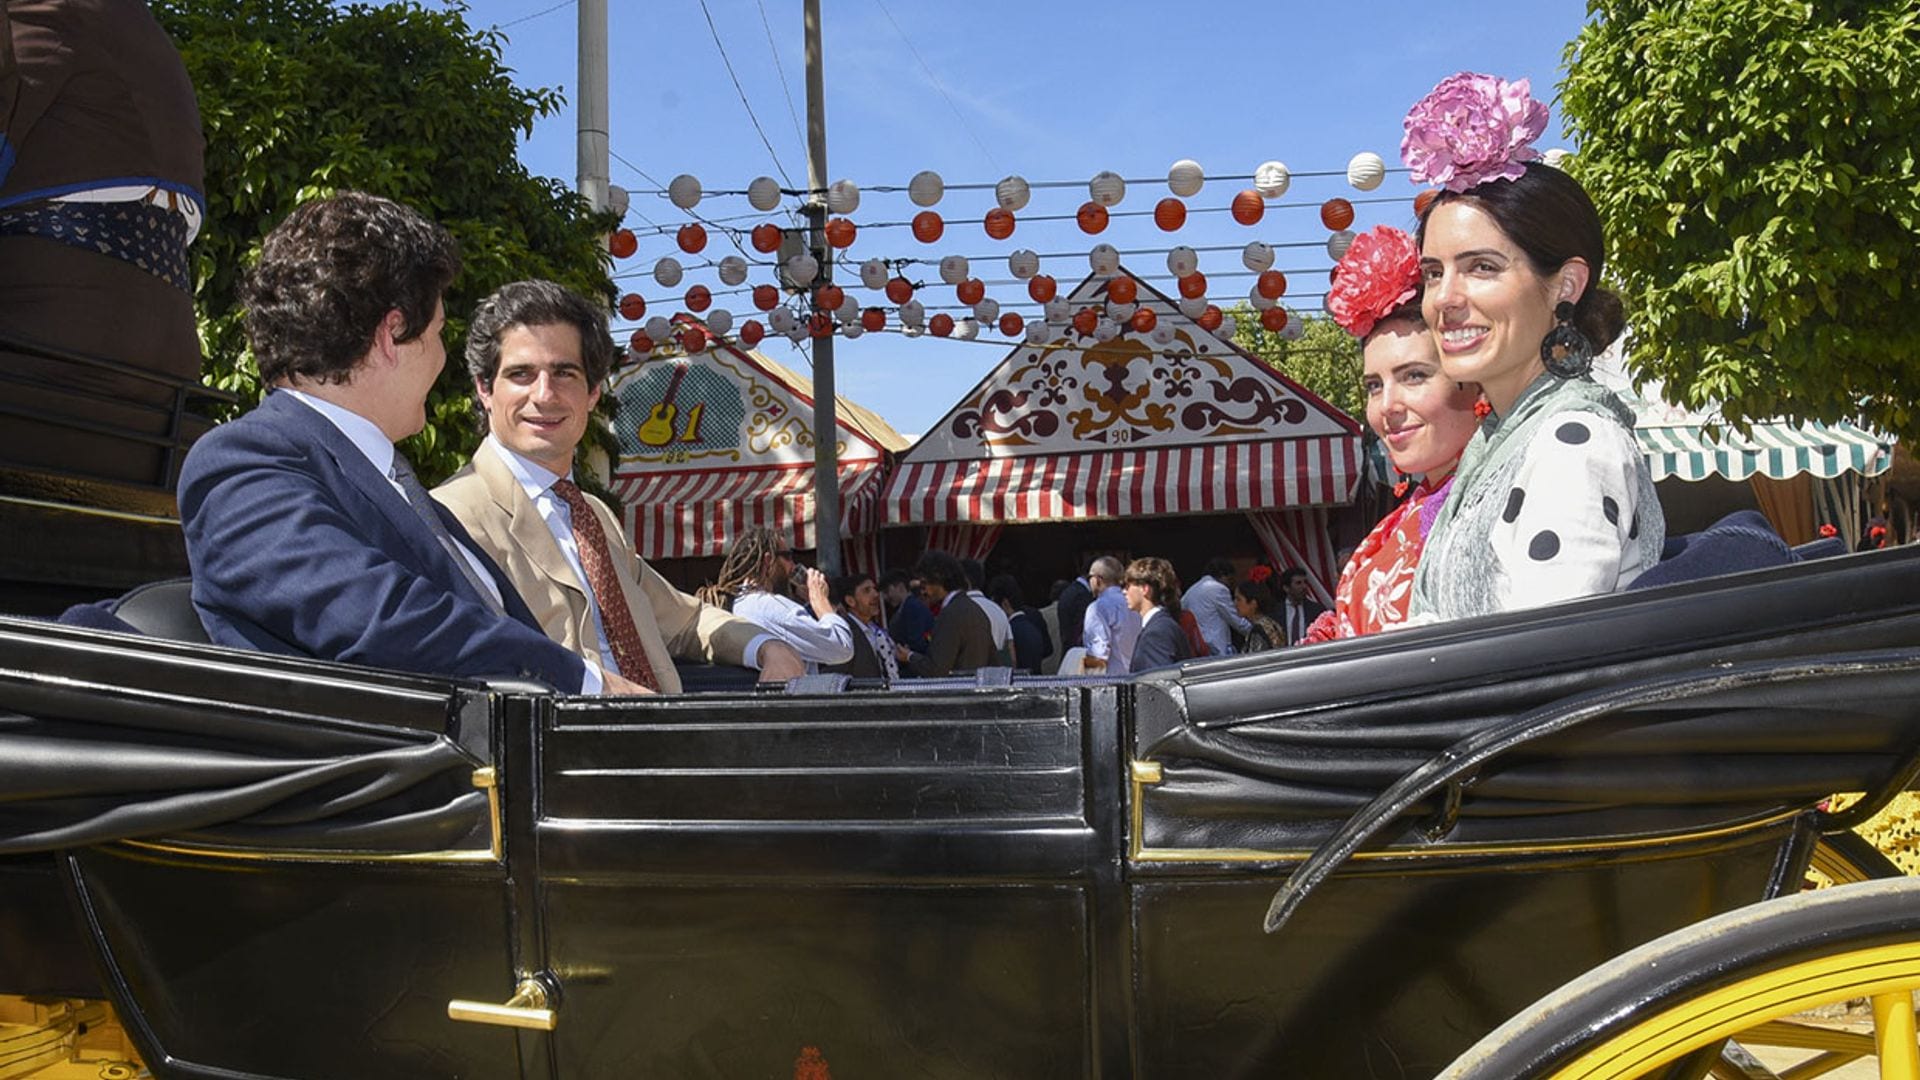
[576,0,610,211]
[803,0,842,578]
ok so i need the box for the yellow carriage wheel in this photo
[1441,879,1920,1080]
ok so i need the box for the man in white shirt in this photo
[708,528,855,672]
[960,557,1012,664]
[432,280,804,692]
[1080,555,1141,675]
[1182,556,1250,657]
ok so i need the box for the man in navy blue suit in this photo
[177,191,642,694]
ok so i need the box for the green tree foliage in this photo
[1561,1,1920,439]
[1229,307,1366,420]
[156,0,616,481]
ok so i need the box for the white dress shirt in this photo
[1181,575,1249,656]
[967,589,1012,651]
[1082,586,1142,676]
[733,587,855,672]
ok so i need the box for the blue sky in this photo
[445,0,1596,436]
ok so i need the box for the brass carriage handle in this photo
[448,977,557,1031]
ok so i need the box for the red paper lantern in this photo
[750,223,783,253]
[608,228,637,258]
[678,326,708,353]
[911,211,945,243]
[1198,305,1223,331]
[1413,188,1441,218]
[1027,274,1058,303]
[1106,276,1138,305]
[814,284,844,312]
[1072,307,1098,336]
[1260,307,1289,333]
[1178,272,1208,299]
[885,277,915,304]
[1256,270,1289,299]
[825,217,857,248]
[998,312,1025,337]
[861,307,886,332]
[808,312,834,338]
[685,284,712,313]
[1230,190,1264,226]
[676,223,707,254]
[740,319,766,346]
[752,284,780,311]
[956,278,986,305]
[1076,201,1109,235]
[929,313,955,337]
[628,330,654,354]
[1320,197,1355,231]
[984,208,1016,240]
[618,293,646,320]
[1130,307,1157,334]
[1153,198,1187,231]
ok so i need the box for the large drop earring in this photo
[1541,300,1594,378]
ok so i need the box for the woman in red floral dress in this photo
[1303,226,1483,642]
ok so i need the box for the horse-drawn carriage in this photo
[4,541,1920,1079]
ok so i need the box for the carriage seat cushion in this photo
[1628,510,1793,591]
[103,577,210,643]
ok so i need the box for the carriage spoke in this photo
[1871,991,1920,1080]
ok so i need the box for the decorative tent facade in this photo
[881,268,1365,598]
[607,341,908,569]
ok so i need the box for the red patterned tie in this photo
[550,478,659,691]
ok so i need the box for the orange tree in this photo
[156,0,616,482]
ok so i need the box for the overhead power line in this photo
[496,0,575,29]
[696,0,795,188]
[871,0,1001,172]
[757,0,809,155]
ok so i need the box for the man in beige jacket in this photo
[434,280,803,692]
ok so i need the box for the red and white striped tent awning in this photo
[608,338,908,560]
[883,266,1364,526]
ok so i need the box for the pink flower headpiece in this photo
[1401,72,1550,192]
[1326,226,1420,339]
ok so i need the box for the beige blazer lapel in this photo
[468,448,595,658]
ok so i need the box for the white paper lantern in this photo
[747,176,782,211]
[939,254,970,285]
[785,252,819,287]
[1044,297,1070,325]
[973,298,1000,324]
[843,320,865,340]
[607,185,631,219]
[1215,314,1238,339]
[644,316,672,341]
[717,255,749,287]
[652,257,683,288]
[1326,229,1356,261]
[1241,240,1275,273]
[1347,151,1387,191]
[899,299,925,327]
[1089,170,1127,207]
[1150,324,1176,346]
[834,299,859,325]
[1281,309,1305,341]
[1167,159,1204,197]
[1094,318,1120,342]
[827,178,861,214]
[955,318,980,341]
[1249,285,1278,311]
[1008,249,1040,279]
[1178,296,1208,319]
[1543,147,1571,169]
[908,170,944,207]
[1167,245,1199,277]
[1089,243,1120,275]
[786,325,808,344]
[859,258,888,290]
[769,307,797,333]
[1106,301,1137,323]
[902,323,923,339]
[995,175,1031,212]
[706,308,734,336]
[1025,322,1051,345]
[667,174,702,210]
[1254,160,1292,199]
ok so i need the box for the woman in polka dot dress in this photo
[1401,73,1665,621]
[1303,225,1483,641]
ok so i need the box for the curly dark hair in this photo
[240,191,459,386]
[465,279,616,391]
[1417,162,1625,351]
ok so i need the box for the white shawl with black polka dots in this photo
[1410,374,1666,622]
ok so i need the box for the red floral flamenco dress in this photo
[1302,473,1457,642]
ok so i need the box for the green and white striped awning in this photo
[1636,420,1894,483]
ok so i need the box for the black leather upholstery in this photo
[109,577,209,643]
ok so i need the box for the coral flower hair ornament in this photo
[1325,225,1421,339]
[1401,72,1551,192]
